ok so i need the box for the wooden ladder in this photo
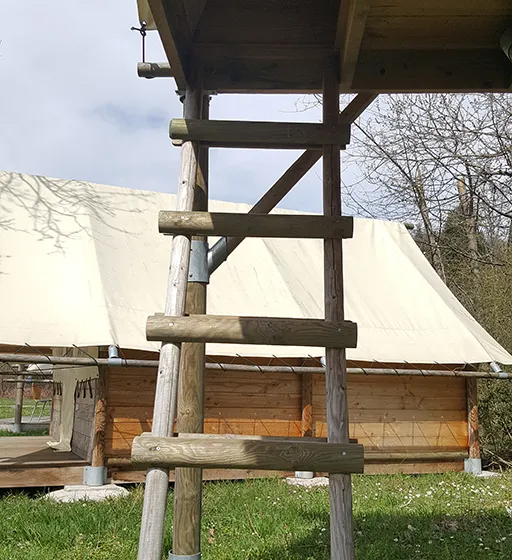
[135,68,365,560]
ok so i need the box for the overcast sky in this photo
[0,1,364,214]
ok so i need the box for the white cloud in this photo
[0,1,359,214]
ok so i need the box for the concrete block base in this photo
[45,484,129,503]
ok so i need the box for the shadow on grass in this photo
[253,509,512,560]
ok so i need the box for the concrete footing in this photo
[464,458,482,475]
[45,484,129,503]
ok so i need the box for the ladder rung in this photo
[131,434,364,474]
[158,211,354,239]
[170,119,351,149]
[146,315,358,348]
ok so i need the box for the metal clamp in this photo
[107,345,123,366]
[83,466,107,486]
[169,554,201,560]
[189,240,209,284]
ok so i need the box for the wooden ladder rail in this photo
[137,81,204,560]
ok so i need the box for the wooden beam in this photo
[302,373,313,438]
[173,95,210,558]
[352,49,512,93]
[146,0,193,88]
[91,366,107,469]
[339,93,377,124]
[467,378,480,460]
[159,211,354,239]
[132,435,364,474]
[137,81,203,560]
[184,0,208,32]
[336,0,371,90]
[137,62,173,79]
[170,119,351,149]
[323,62,355,560]
[146,315,358,348]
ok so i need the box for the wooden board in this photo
[147,315,358,348]
[159,211,354,239]
[132,434,364,473]
[0,466,85,488]
[170,119,351,149]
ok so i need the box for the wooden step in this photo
[131,434,364,474]
[146,315,358,348]
[170,119,351,149]
[158,211,354,239]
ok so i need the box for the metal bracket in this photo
[107,345,123,366]
[83,466,107,486]
[169,554,201,560]
[189,240,209,284]
[464,458,482,475]
[295,471,314,479]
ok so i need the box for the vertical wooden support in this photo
[323,62,355,560]
[137,79,203,560]
[295,372,314,479]
[301,373,313,438]
[13,369,24,433]
[91,366,108,469]
[466,378,481,471]
[173,94,210,557]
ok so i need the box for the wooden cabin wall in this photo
[105,365,468,475]
[71,379,96,462]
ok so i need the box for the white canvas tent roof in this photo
[1,170,511,365]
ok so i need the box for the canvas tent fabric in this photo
[0,170,511,365]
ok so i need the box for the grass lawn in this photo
[0,472,511,559]
[0,398,40,420]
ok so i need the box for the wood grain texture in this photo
[170,119,351,149]
[132,435,364,473]
[323,62,355,560]
[147,314,357,348]
[337,0,371,89]
[138,82,203,560]
[353,49,511,93]
[159,211,354,239]
[173,95,210,558]
[146,1,188,87]
[91,366,107,468]
[301,373,313,438]
[467,378,480,459]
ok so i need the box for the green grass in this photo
[0,398,40,420]
[0,429,49,437]
[0,473,511,559]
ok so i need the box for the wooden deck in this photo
[0,436,87,488]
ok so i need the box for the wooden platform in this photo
[0,436,87,488]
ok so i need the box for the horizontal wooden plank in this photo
[110,467,291,483]
[353,49,511,93]
[313,395,466,411]
[147,315,358,348]
[131,434,364,473]
[370,0,511,17]
[158,211,354,239]
[0,466,85,488]
[169,119,351,149]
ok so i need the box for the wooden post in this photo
[13,368,24,433]
[91,366,108,469]
[466,378,481,473]
[173,94,210,558]
[295,372,314,479]
[137,79,203,560]
[323,62,355,560]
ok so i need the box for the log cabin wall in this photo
[104,361,468,477]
